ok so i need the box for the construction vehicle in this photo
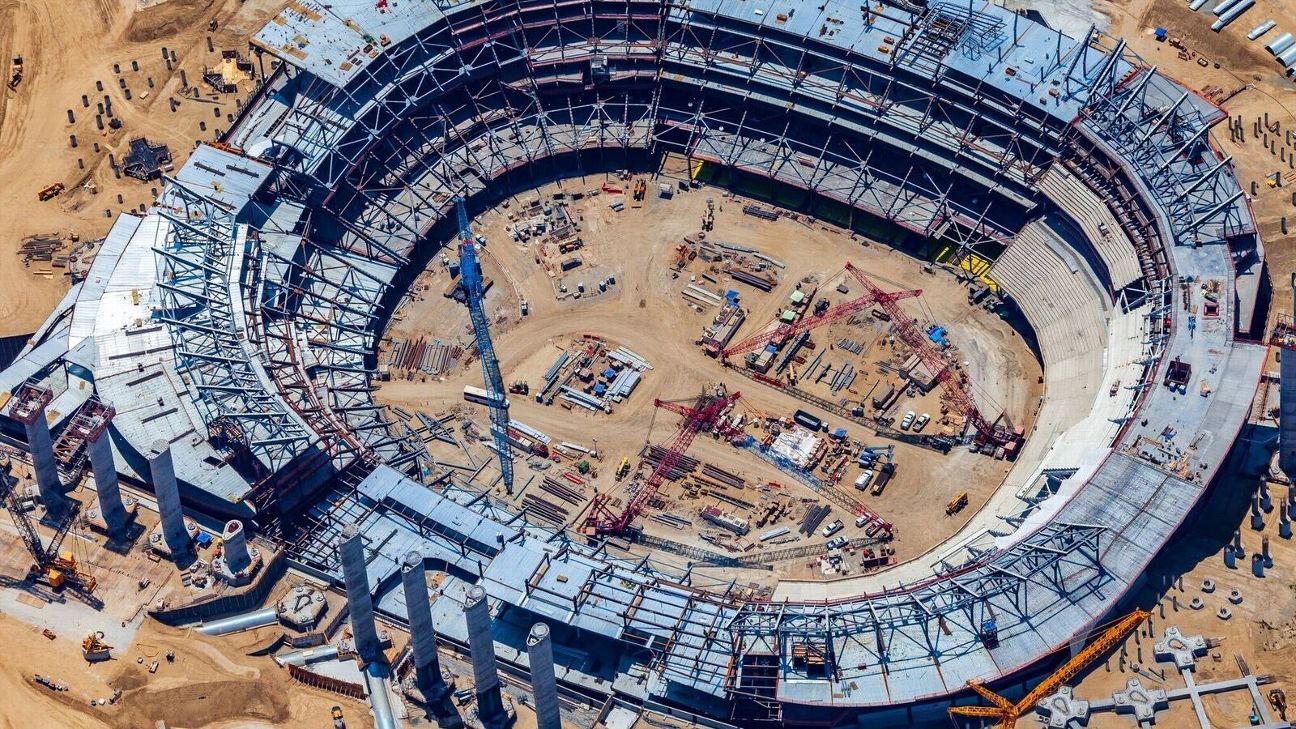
[0,459,98,601]
[949,609,1150,728]
[615,457,631,481]
[508,380,529,395]
[8,56,22,90]
[1270,688,1288,721]
[331,705,346,729]
[945,491,969,515]
[583,387,740,536]
[454,197,514,495]
[81,632,112,662]
[37,183,65,202]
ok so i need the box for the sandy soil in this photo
[375,175,1043,576]
[0,0,282,337]
[0,611,370,729]
[1096,0,1296,324]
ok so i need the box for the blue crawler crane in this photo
[454,197,514,494]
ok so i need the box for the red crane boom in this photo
[844,263,1009,445]
[721,283,921,359]
[583,391,740,536]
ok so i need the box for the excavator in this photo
[0,459,97,601]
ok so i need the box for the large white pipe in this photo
[1212,0,1253,31]
[1248,19,1276,40]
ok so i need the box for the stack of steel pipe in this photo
[800,505,831,535]
[607,370,641,402]
[642,446,699,479]
[560,386,604,411]
[701,464,745,489]
[522,494,568,523]
[510,420,552,445]
[540,477,583,504]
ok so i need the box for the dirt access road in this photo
[0,0,281,337]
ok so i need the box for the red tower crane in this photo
[582,390,741,537]
[843,263,1011,445]
[720,277,922,359]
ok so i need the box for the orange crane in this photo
[948,608,1150,728]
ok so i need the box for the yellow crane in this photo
[949,608,1150,728]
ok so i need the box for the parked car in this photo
[821,520,844,538]
[900,410,916,430]
[914,413,931,432]
[826,536,849,550]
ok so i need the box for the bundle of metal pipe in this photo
[701,463,745,488]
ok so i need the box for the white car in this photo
[900,410,916,430]
[914,413,931,432]
[853,470,875,491]
[821,520,844,538]
[826,536,849,550]
[855,515,870,528]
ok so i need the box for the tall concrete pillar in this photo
[148,439,189,556]
[401,552,447,701]
[12,385,63,512]
[223,520,251,573]
[527,623,560,729]
[338,523,382,664]
[1280,274,1296,476]
[464,585,506,725]
[87,424,127,539]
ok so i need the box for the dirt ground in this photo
[0,0,282,337]
[374,172,1043,579]
[0,610,368,729]
[1096,0,1296,322]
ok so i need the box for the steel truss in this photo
[724,522,1108,696]
[1077,51,1250,246]
[152,179,314,473]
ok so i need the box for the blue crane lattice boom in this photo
[455,197,514,495]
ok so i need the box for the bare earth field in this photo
[0,0,281,336]
[375,175,1043,581]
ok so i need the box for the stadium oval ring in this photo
[0,0,1267,725]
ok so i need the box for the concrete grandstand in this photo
[0,0,1269,725]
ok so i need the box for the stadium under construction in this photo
[0,0,1272,726]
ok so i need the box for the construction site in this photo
[0,0,1294,727]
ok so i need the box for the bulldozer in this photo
[81,632,112,662]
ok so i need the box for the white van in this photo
[900,410,916,430]
[854,470,875,491]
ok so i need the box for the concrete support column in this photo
[148,439,189,556]
[338,523,382,665]
[87,428,126,539]
[396,549,448,700]
[1281,274,1296,477]
[401,552,447,701]
[527,623,560,729]
[223,520,250,573]
[464,585,506,725]
[23,405,63,511]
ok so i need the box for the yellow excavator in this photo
[81,632,112,662]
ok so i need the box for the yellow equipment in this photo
[946,492,969,515]
[81,631,112,662]
[615,457,631,481]
[949,609,1150,727]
